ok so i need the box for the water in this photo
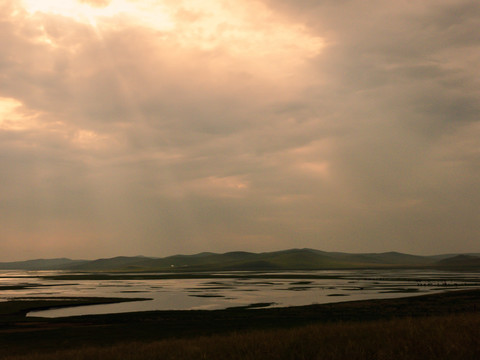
[0,269,478,318]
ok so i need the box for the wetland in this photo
[1,268,479,317]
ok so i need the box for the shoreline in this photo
[0,288,479,357]
[2,287,479,322]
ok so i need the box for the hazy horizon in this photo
[1,0,479,261]
[3,247,480,264]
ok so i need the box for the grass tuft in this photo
[3,312,479,360]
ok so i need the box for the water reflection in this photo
[0,269,478,318]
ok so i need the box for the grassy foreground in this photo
[2,312,480,360]
[1,289,479,359]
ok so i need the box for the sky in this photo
[1,0,479,261]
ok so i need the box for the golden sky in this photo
[1,0,479,260]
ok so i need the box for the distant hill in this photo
[66,256,156,271]
[1,249,479,272]
[312,250,433,266]
[434,255,480,269]
[0,258,87,270]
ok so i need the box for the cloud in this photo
[0,0,479,259]
[79,0,111,8]
[256,0,480,248]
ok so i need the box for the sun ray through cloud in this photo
[1,0,478,259]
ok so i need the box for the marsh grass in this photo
[3,312,479,360]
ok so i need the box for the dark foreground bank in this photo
[1,289,479,359]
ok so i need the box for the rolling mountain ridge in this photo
[1,249,479,271]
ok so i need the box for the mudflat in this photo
[0,289,479,358]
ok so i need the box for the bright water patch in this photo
[0,269,478,318]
